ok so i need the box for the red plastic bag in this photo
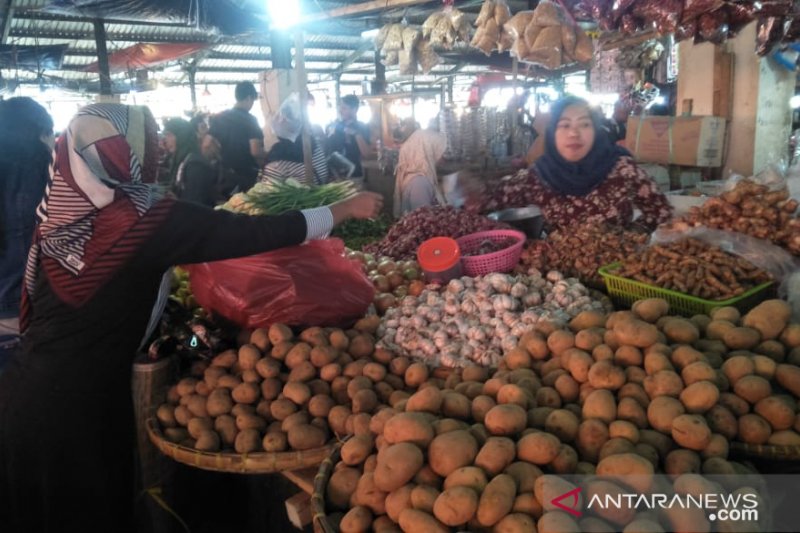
[183,239,375,329]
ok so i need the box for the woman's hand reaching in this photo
[330,192,384,225]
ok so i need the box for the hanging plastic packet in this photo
[620,14,642,35]
[632,0,684,34]
[757,16,787,56]
[674,19,698,42]
[611,0,637,22]
[696,9,730,45]
[728,2,757,37]
[681,0,724,22]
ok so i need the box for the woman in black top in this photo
[0,103,382,533]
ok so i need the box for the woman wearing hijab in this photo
[0,97,54,371]
[470,95,671,230]
[261,94,328,185]
[392,129,447,216]
[0,104,382,532]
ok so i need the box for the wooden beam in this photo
[336,40,374,74]
[301,0,434,24]
[0,0,14,45]
[295,31,314,184]
[93,19,112,95]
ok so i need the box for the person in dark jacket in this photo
[166,118,225,207]
[0,103,382,533]
[0,97,54,370]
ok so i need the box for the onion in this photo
[377,260,397,275]
[374,293,397,315]
[386,271,405,289]
[373,275,391,293]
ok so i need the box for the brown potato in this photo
[383,412,435,447]
[596,453,654,493]
[723,327,762,350]
[484,404,527,436]
[679,381,720,413]
[443,466,488,493]
[385,484,415,523]
[738,413,772,444]
[433,486,479,526]
[776,364,800,397]
[617,397,648,429]
[576,419,609,463]
[671,414,711,451]
[517,432,560,465]
[545,409,580,442]
[287,424,327,450]
[398,509,448,533]
[406,386,443,414]
[234,428,261,453]
[476,474,516,527]
[374,442,424,492]
[474,437,516,476]
[410,485,440,513]
[632,298,669,323]
[428,430,478,477]
[582,389,617,423]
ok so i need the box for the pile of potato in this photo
[669,178,800,255]
[322,298,800,532]
[516,223,649,287]
[610,238,773,301]
[155,318,428,454]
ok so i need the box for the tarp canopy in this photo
[84,42,209,73]
[41,0,266,35]
[0,44,69,70]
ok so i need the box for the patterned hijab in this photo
[393,129,447,217]
[21,104,175,330]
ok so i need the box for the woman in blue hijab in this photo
[470,95,672,230]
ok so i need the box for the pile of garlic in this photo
[377,270,610,368]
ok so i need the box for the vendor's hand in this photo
[331,192,383,225]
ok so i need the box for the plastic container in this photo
[598,262,775,316]
[456,229,526,277]
[417,237,462,284]
[487,206,545,239]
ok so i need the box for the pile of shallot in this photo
[377,270,611,367]
[363,206,508,260]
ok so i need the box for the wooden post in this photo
[373,49,386,95]
[295,31,314,184]
[0,0,14,45]
[93,19,112,96]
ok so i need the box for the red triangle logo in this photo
[551,487,583,517]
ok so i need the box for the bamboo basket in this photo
[730,441,800,461]
[147,418,334,474]
[311,444,342,533]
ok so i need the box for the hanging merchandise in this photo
[470,0,513,55]
[376,22,441,74]
[590,48,625,93]
[616,39,664,70]
[422,5,471,49]
[439,106,462,160]
[505,0,593,69]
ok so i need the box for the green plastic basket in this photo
[598,262,775,316]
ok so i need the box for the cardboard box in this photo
[626,116,726,167]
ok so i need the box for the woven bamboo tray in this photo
[147,418,334,474]
[729,441,800,461]
[311,443,342,533]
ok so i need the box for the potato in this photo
[476,474,516,527]
[428,430,478,477]
[156,404,177,428]
[537,511,580,533]
[596,453,654,493]
[551,444,579,474]
[776,364,800,397]
[237,344,260,371]
[665,448,701,479]
[354,472,387,515]
[754,395,796,431]
[733,374,771,404]
[617,398,647,429]
[493,513,537,533]
[614,319,659,348]
[743,299,791,340]
[516,432,560,465]
[413,465,442,489]
[768,429,800,445]
[410,485,440,512]
[645,396,684,434]
[553,374,580,404]
[705,404,738,440]
[504,347,532,370]
[544,409,580,442]
[385,484,415,523]
[738,413,772,444]
[176,378,199,397]
[230,403,255,417]
[369,408,398,436]
[327,467,361,510]
[536,386,562,408]
[587,360,626,390]
[497,383,533,409]
[547,330,575,355]
[350,413,372,436]
[340,434,373,466]
[383,412,435,447]
[443,466,488,493]
[608,420,639,444]
[472,437,516,476]
[433,418,469,435]
[194,430,221,452]
[406,386,443,414]
[671,414,711,451]
[670,345,704,370]
[718,392,750,416]
[288,361,316,382]
[701,433,728,459]
[211,350,237,369]
[306,345,336,368]
[644,352,674,376]
[574,329,604,352]
[164,427,189,443]
[404,362,429,388]
[723,327,761,350]
[398,509,448,533]
[374,443,424,492]
[339,505,372,533]
[596,341,616,359]
[484,404,527,436]
[433,486,479,526]
[184,395,208,418]
[234,428,261,453]
[287,424,327,450]
[348,334,374,359]
[268,323,293,345]
[582,389,617,423]
[576,419,609,463]
[186,417,213,440]
[614,345,643,368]
[258,378,281,401]
[632,298,669,323]
[440,392,470,420]
[352,389,379,414]
[681,361,716,386]
[679,381,719,414]
[662,318,700,345]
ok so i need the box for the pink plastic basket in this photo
[456,229,526,277]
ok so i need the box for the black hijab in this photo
[265,136,306,164]
[534,95,631,197]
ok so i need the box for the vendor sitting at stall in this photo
[392,129,447,217]
[468,95,672,230]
